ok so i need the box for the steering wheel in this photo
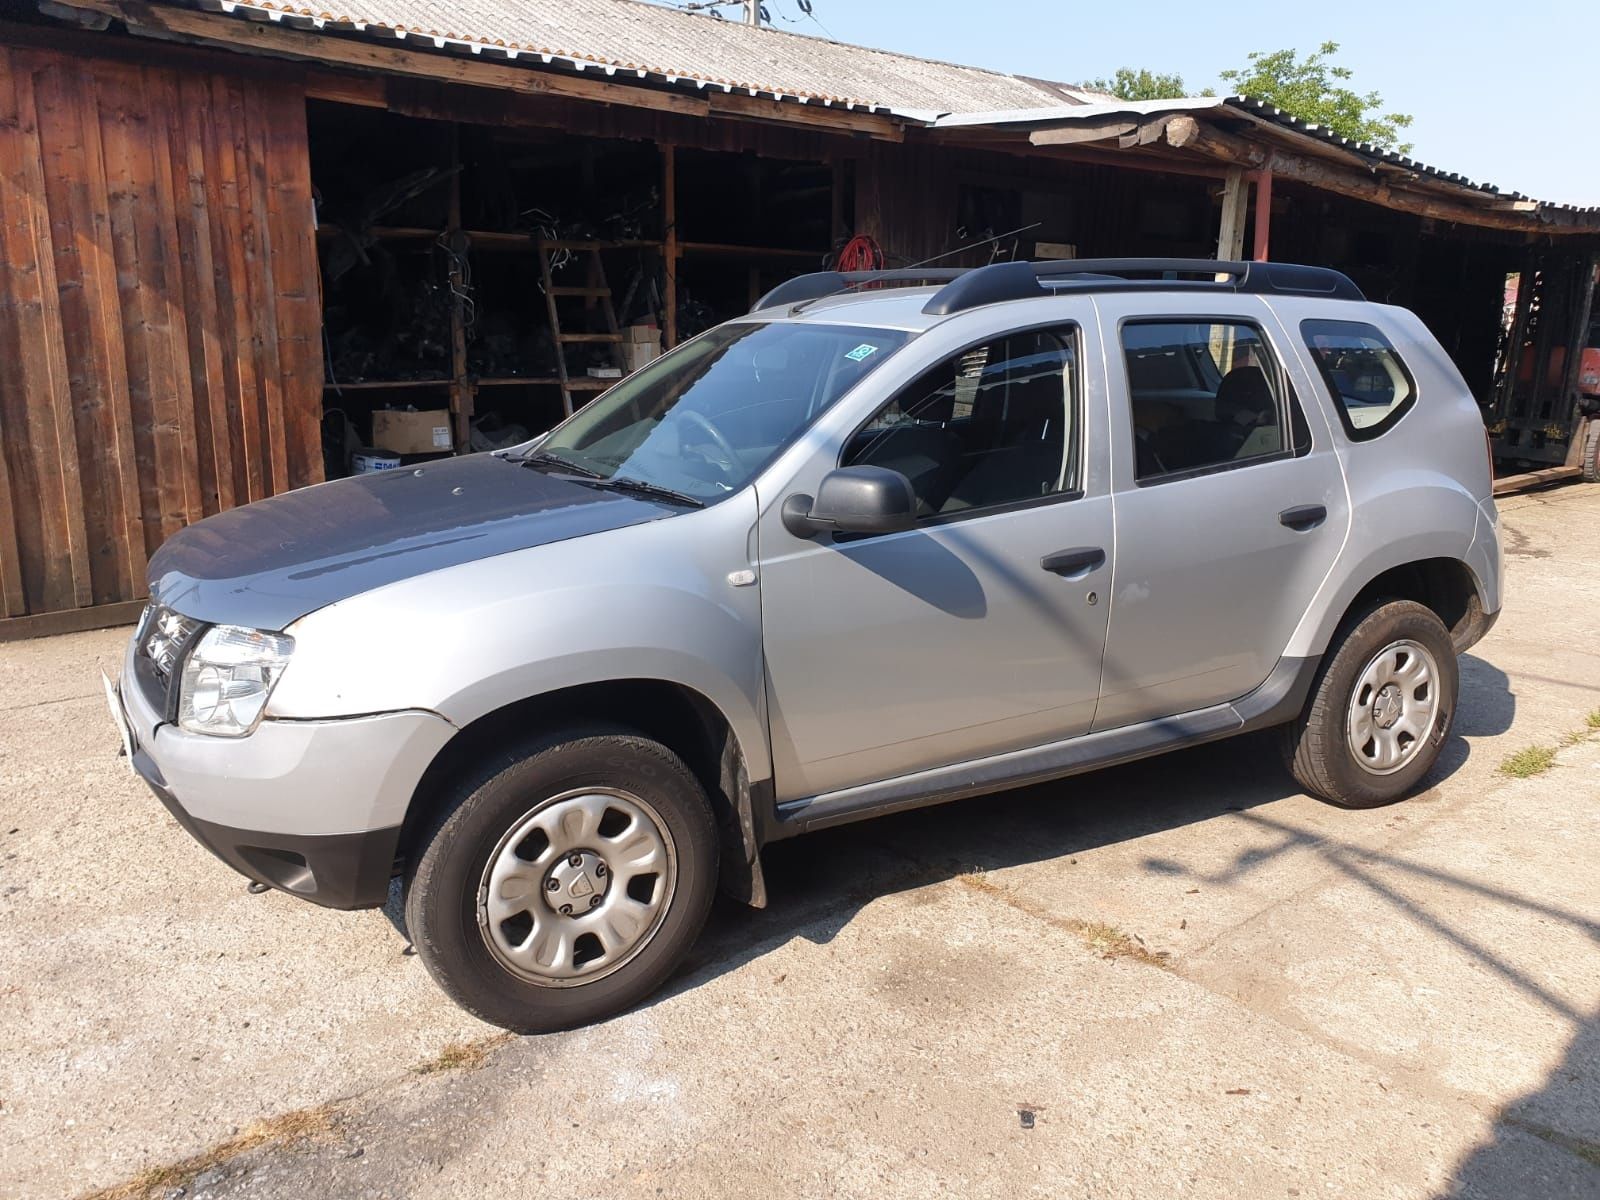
[677,409,741,478]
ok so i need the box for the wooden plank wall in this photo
[0,44,321,627]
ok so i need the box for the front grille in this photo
[139,604,202,685]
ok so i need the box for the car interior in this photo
[1124,323,1286,478]
[842,331,1075,515]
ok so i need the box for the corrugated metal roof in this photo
[191,0,1112,114]
[936,95,1600,214]
[137,0,1596,215]
[1225,96,1594,212]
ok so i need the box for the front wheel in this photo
[404,726,719,1032]
[1282,599,1458,808]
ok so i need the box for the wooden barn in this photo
[2,0,1598,636]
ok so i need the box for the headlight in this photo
[178,625,294,737]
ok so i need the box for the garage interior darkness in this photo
[309,100,847,475]
[303,95,1585,483]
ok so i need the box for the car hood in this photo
[147,453,680,630]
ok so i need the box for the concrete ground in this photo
[2,486,1598,1200]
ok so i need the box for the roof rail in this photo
[922,258,1365,315]
[748,258,1364,317]
[751,269,966,312]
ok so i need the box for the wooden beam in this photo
[1164,115,1597,236]
[707,92,902,142]
[1119,114,1178,149]
[1029,117,1137,148]
[0,596,145,642]
[1492,465,1581,496]
[931,129,1233,182]
[1217,167,1247,263]
[304,71,386,109]
[663,144,678,349]
[64,0,708,111]
[445,126,474,452]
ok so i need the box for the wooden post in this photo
[662,144,678,349]
[1216,167,1247,265]
[445,124,473,452]
[1251,168,1273,262]
[829,155,847,250]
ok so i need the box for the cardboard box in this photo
[622,341,660,373]
[372,409,453,455]
[625,324,660,343]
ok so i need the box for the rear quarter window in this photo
[1301,319,1417,440]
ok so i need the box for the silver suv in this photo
[109,259,1502,1031]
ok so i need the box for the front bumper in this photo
[133,747,401,909]
[113,637,456,909]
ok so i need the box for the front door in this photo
[1092,298,1350,730]
[757,323,1114,801]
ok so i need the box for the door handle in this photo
[1041,547,1106,577]
[1279,504,1327,531]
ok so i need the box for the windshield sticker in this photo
[844,343,880,362]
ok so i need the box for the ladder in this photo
[537,240,623,417]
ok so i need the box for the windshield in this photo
[526,321,910,503]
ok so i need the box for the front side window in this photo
[843,328,1079,517]
[531,321,910,504]
[1123,320,1289,481]
[1301,319,1417,440]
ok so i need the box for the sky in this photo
[656,0,1600,207]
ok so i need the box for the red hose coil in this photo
[836,234,885,272]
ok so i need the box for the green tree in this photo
[1085,67,1208,102]
[1218,41,1414,153]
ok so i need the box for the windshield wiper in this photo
[589,477,705,508]
[521,450,603,478]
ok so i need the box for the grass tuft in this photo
[955,870,1170,968]
[413,1033,511,1076]
[1499,745,1557,778]
[1588,709,1600,731]
[79,1105,338,1200]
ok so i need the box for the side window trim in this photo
[838,321,1086,524]
[1299,318,1418,441]
[1118,313,1307,488]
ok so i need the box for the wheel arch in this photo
[399,678,769,907]
[1306,555,1490,659]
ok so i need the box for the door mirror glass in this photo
[782,466,918,538]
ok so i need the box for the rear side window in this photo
[1122,320,1293,481]
[1301,319,1417,440]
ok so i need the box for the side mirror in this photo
[782,465,918,538]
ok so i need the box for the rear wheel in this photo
[404,725,719,1032]
[1282,599,1458,808]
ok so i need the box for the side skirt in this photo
[770,656,1318,838]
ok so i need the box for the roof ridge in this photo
[599,0,1083,94]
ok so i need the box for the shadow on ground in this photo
[380,653,1518,998]
[679,651,1515,985]
[1441,1009,1600,1197]
[378,654,1599,1188]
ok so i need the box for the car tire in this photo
[1580,417,1600,483]
[404,724,719,1033]
[1282,599,1458,808]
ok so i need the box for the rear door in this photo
[1093,293,1350,730]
